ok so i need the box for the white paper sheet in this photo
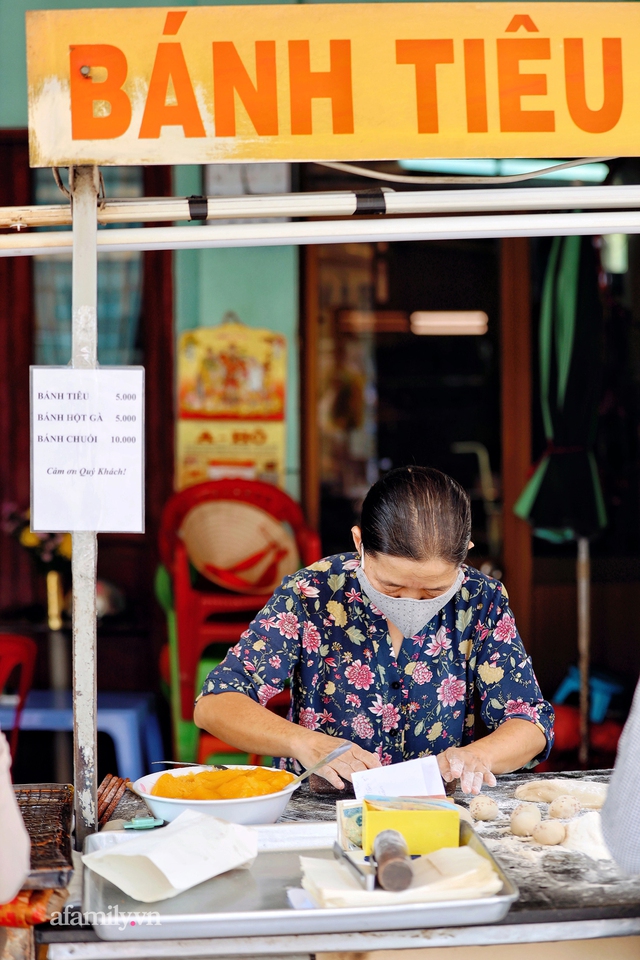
[351,756,445,800]
[82,810,257,902]
[300,846,502,908]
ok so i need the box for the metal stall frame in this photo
[16,164,640,840]
[70,166,99,847]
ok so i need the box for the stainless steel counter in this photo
[44,769,640,959]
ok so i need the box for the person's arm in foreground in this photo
[0,732,30,903]
[437,719,547,794]
[601,679,640,873]
[194,692,380,788]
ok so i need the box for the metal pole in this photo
[70,165,99,847]
[577,536,591,766]
[7,209,640,257]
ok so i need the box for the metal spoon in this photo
[152,742,352,782]
[289,742,352,786]
[151,761,228,770]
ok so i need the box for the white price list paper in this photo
[31,367,144,532]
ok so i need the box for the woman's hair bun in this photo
[360,465,471,565]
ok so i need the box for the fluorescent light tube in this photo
[410,311,488,335]
[398,159,609,183]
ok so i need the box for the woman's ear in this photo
[351,526,363,554]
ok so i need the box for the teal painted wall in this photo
[173,170,300,497]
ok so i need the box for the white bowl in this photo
[131,765,300,825]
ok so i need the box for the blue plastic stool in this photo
[0,690,164,781]
[553,665,624,725]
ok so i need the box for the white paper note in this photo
[31,366,144,532]
[82,810,257,902]
[351,756,445,800]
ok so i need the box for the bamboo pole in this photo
[3,183,640,229]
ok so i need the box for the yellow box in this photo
[362,798,460,856]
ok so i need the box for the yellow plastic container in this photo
[362,798,460,856]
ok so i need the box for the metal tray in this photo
[15,783,74,889]
[83,819,518,941]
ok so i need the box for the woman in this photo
[194,467,554,794]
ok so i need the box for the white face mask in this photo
[355,550,464,639]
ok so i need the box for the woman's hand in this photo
[195,692,380,789]
[437,720,548,793]
[294,731,381,789]
[437,745,497,795]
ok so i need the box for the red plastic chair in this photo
[0,634,37,760]
[159,479,322,731]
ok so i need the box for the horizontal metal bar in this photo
[2,184,640,229]
[46,917,640,958]
[384,183,640,215]
[3,210,640,257]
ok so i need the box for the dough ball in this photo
[532,820,566,845]
[510,803,542,837]
[469,796,499,821]
[549,795,581,820]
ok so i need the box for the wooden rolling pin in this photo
[373,829,414,892]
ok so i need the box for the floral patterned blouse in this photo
[199,553,554,766]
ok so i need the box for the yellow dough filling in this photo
[151,767,295,800]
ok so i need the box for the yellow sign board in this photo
[176,419,285,491]
[27,4,638,166]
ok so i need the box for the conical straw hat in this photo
[180,500,299,594]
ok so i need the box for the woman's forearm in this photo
[470,718,547,773]
[193,691,381,786]
[194,692,311,760]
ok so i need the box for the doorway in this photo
[303,238,503,554]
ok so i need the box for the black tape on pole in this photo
[188,195,209,220]
[355,189,387,215]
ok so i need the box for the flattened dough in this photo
[515,779,607,810]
